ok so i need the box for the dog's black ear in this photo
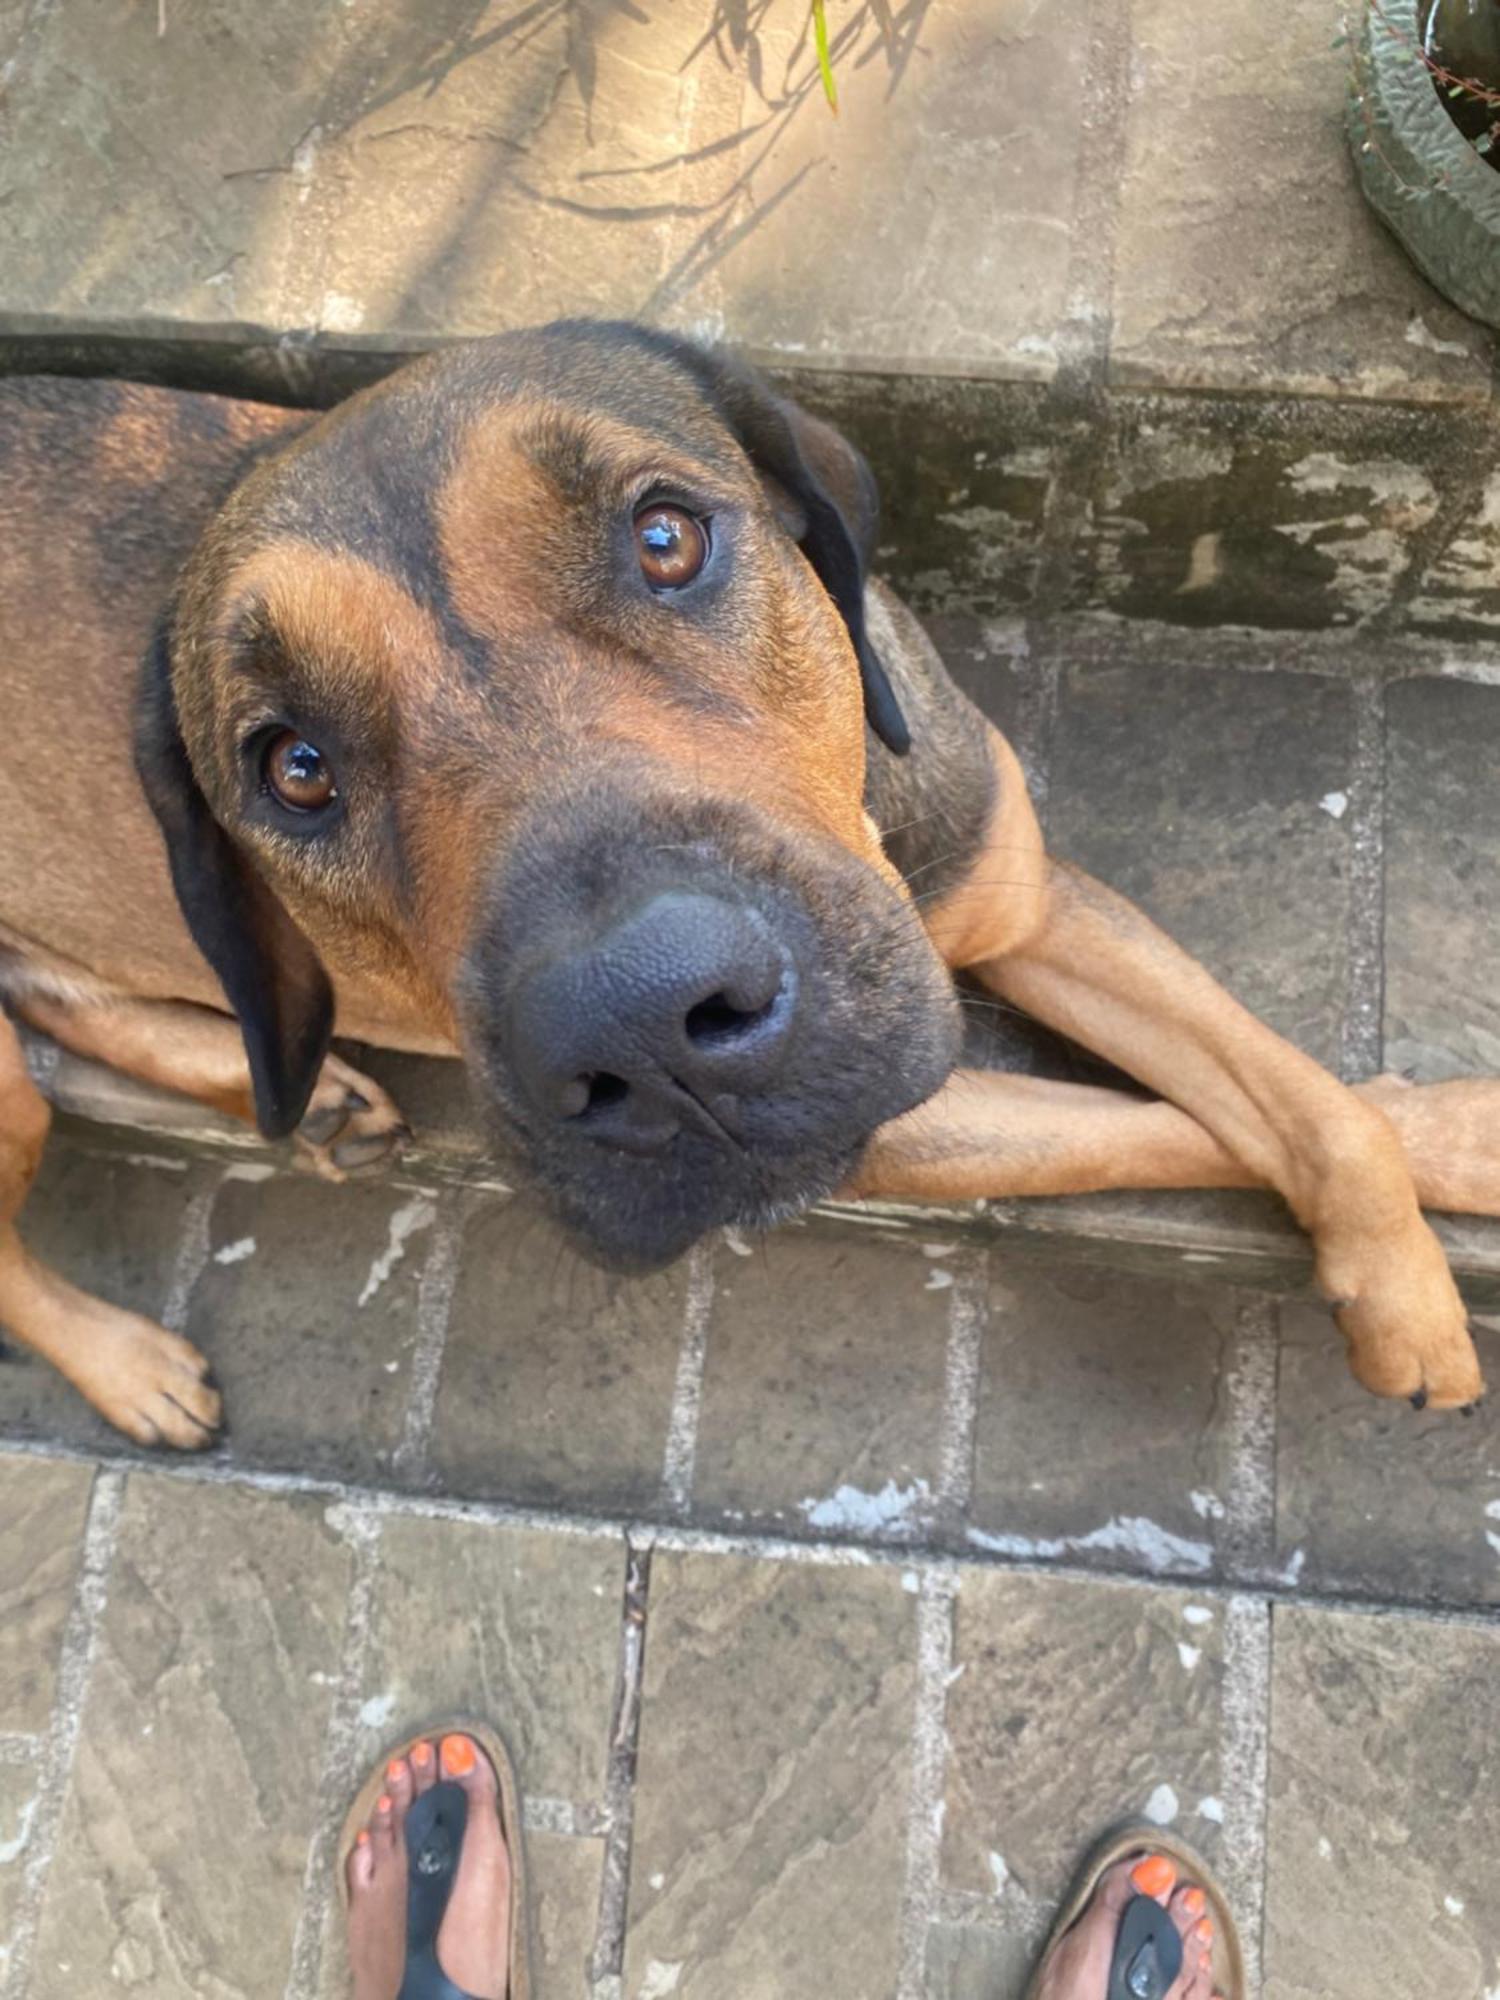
[684,348,910,756]
[133,619,333,1139]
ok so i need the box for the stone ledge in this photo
[27,1029,1500,1311]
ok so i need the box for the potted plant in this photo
[1347,0,1500,328]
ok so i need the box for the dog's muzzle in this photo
[458,775,960,1270]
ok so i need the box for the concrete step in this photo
[2,0,1498,639]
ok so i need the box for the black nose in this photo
[507,893,797,1153]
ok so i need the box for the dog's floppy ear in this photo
[684,347,911,756]
[133,619,333,1139]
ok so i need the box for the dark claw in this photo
[332,1130,401,1173]
[1460,1399,1483,1417]
[1410,1389,1429,1411]
[299,1103,349,1146]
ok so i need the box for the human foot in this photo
[1031,1851,1225,2000]
[345,1733,514,2000]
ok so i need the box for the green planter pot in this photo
[1348,0,1500,328]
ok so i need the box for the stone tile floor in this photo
[9,615,1500,1997]
[3,1143,1500,2000]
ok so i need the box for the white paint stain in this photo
[638,1961,684,1999]
[1445,1895,1466,1916]
[1176,530,1223,595]
[649,1871,666,1891]
[213,1236,257,1265]
[967,1515,1213,1574]
[801,1478,932,1535]
[1143,1784,1179,1826]
[988,1852,1009,1896]
[224,1162,276,1183]
[1197,1796,1225,1825]
[1485,1530,1500,1560]
[1183,1605,1214,1626]
[721,1226,754,1257]
[1318,1836,1333,1860]
[1406,313,1472,358]
[1189,1490,1226,1521]
[1280,1548,1306,1585]
[1319,791,1349,820]
[901,1571,921,1593]
[359,1196,436,1307]
[1177,1643,1202,1673]
[320,292,366,332]
[924,1269,955,1291]
[358,1693,397,1729]
[1484,1499,1500,1518]
[922,1241,958,1258]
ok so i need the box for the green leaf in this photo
[813,0,838,113]
[1478,131,1495,152]
[1449,82,1468,96]
[1330,31,1349,48]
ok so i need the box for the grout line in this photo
[1339,672,1388,1083]
[588,1540,651,2000]
[1221,1295,1280,1581]
[895,1571,958,2000]
[282,1507,383,2000]
[0,1430,1491,1629]
[1,1465,124,2000]
[1217,1593,1272,1995]
[1060,0,1131,352]
[392,1196,468,1486]
[659,1242,716,1517]
[933,1252,986,1538]
[522,1796,609,1840]
[157,1171,222,1333]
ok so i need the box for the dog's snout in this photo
[508,892,797,1153]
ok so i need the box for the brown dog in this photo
[1,321,1495,1449]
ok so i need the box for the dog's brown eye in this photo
[635,504,707,589]
[264,731,336,812]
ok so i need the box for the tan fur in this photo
[0,357,1493,1445]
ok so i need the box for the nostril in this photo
[560,1072,630,1119]
[685,987,777,1047]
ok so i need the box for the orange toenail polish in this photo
[356,1829,370,1847]
[1183,1887,1206,1917]
[1196,1919,1214,1943]
[387,1760,405,1783]
[1131,1855,1175,1898]
[377,1794,392,1814]
[441,1733,476,1776]
[413,1742,433,1765]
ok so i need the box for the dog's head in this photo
[136,322,960,1267]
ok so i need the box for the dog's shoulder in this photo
[862,580,997,901]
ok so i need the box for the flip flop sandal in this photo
[1024,1819,1245,2000]
[337,1718,531,2000]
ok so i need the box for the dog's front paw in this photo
[64,1310,223,1450]
[294,1054,411,1181]
[1320,1220,1485,1411]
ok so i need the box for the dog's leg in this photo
[913,728,1483,1408]
[851,1068,1500,1217]
[0,1009,222,1446]
[16,992,409,1180]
